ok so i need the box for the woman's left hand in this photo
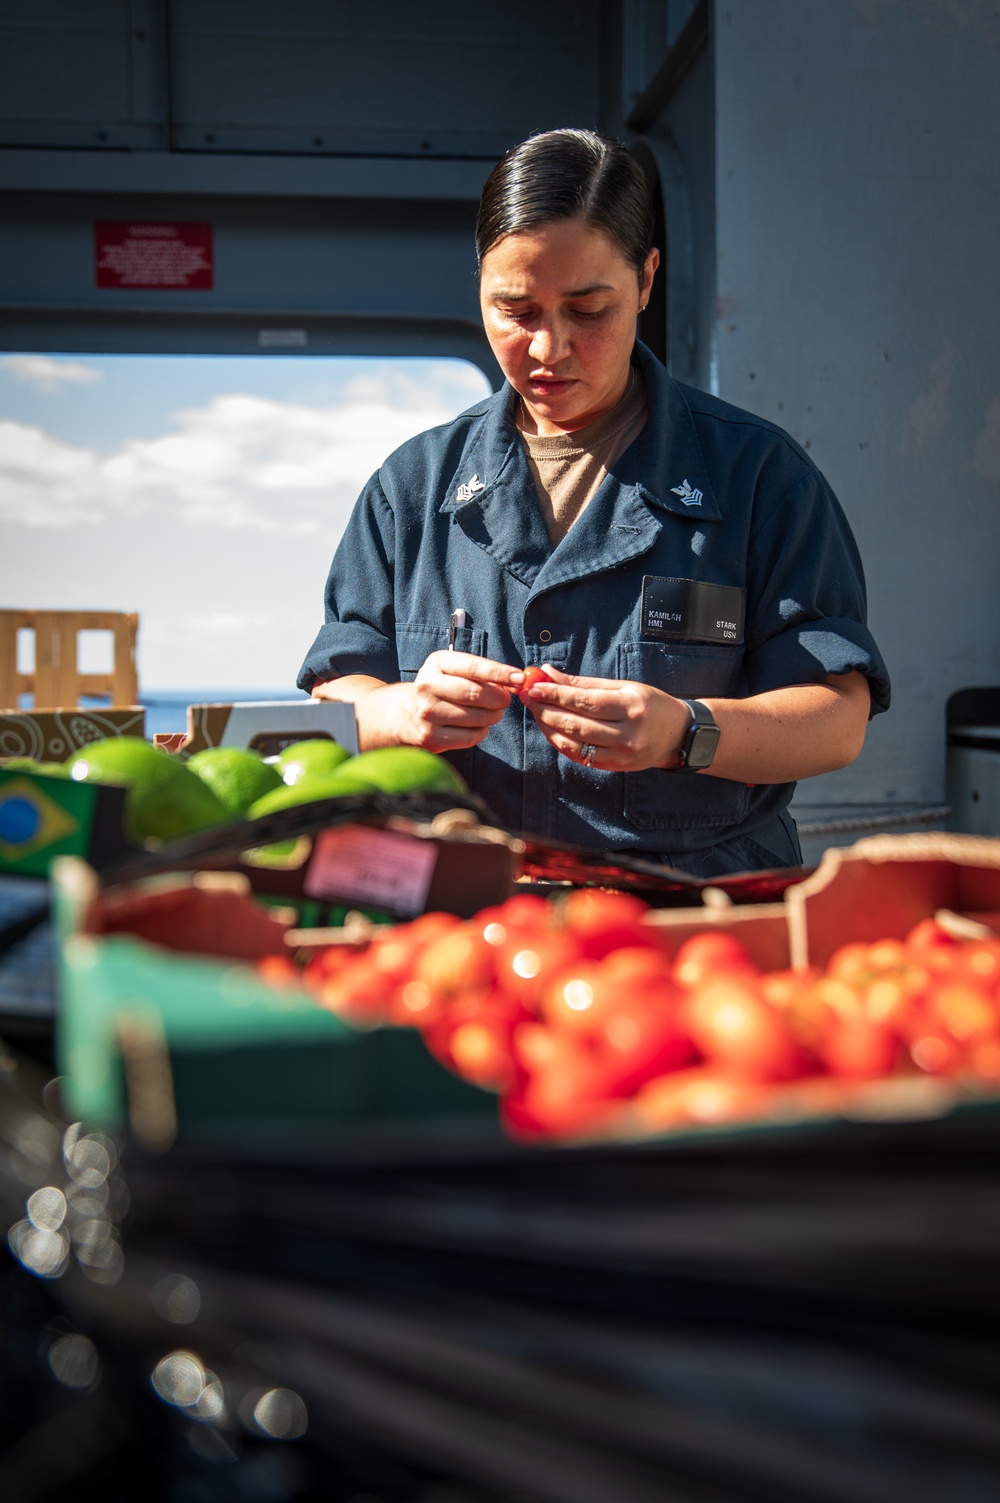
[513,664,686,771]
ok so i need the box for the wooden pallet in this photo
[0,608,138,709]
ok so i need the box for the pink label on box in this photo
[304,826,438,916]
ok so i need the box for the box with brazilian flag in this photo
[0,766,133,877]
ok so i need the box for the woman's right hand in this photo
[331,652,519,753]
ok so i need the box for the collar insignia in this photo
[670,479,703,506]
[456,474,485,503]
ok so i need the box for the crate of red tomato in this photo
[289,833,1000,1142]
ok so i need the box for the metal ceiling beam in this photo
[0,148,490,202]
[625,0,709,133]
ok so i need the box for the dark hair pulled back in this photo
[475,128,654,278]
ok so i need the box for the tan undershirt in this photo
[518,367,649,546]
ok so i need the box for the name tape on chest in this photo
[641,576,746,645]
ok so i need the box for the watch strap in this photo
[672,698,720,770]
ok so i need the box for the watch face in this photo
[686,723,721,770]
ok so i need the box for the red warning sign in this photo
[95,221,214,289]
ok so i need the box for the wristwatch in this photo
[671,698,720,771]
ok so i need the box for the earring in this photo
[639,304,647,313]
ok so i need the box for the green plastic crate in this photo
[53,857,498,1142]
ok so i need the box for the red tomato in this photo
[816,1018,899,1080]
[560,889,664,959]
[672,930,757,989]
[497,892,555,928]
[423,988,530,1071]
[448,1020,516,1091]
[634,1067,768,1131]
[310,955,391,1025]
[599,947,677,1013]
[594,996,696,1096]
[967,1036,1000,1084]
[909,1031,961,1075]
[369,912,458,985]
[495,927,581,1011]
[865,938,910,972]
[256,954,300,989]
[952,940,1000,992]
[682,975,801,1081]
[414,921,497,999]
[758,968,827,1050]
[541,959,614,1035]
[302,943,357,989]
[905,917,959,954]
[928,982,997,1042]
[386,976,443,1026]
[760,967,819,1009]
[905,919,962,978]
[826,941,878,986]
[862,973,926,1029]
[471,893,556,955]
[507,1024,619,1138]
[517,666,553,699]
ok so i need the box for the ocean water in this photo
[41,688,311,740]
[12,688,311,740]
[140,689,310,739]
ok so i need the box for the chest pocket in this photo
[397,623,489,791]
[618,640,749,832]
[397,623,489,680]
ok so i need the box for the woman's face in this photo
[479,218,658,435]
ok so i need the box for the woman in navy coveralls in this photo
[298,131,890,878]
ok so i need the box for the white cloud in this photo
[0,422,107,525]
[0,355,102,393]
[0,381,477,532]
[0,362,492,688]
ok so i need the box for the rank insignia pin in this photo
[670,478,703,506]
[456,474,485,503]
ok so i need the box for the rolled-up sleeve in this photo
[296,473,400,692]
[744,469,891,715]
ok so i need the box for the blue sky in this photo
[0,353,492,690]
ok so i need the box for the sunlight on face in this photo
[479,219,658,435]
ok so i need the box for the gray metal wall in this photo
[706,1,999,847]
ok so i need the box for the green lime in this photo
[325,746,468,797]
[245,773,351,865]
[67,735,165,782]
[275,738,352,786]
[186,746,283,816]
[68,736,230,844]
[243,747,465,867]
[247,774,351,820]
[1,758,69,777]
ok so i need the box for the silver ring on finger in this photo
[581,743,597,766]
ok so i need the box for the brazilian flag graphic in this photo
[0,775,81,868]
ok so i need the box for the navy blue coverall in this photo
[298,343,890,877]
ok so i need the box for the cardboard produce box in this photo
[0,706,144,762]
[632,831,1000,970]
[178,698,359,757]
[786,831,1000,967]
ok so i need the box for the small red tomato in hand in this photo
[517,665,552,700]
